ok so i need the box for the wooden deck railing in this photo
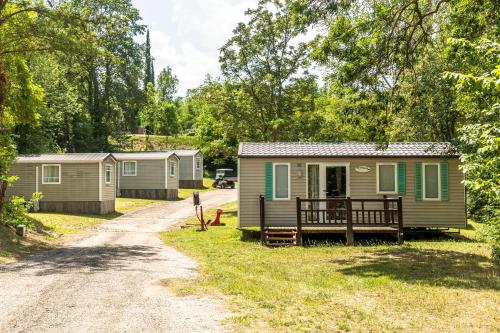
[296,197,403,245]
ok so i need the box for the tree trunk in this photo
[0,60,7,222]
[0,180,7,222]
[0,60,6,128]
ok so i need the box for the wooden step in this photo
[265,231,297,235]
[263,228,298,247]
[266,236,296,241]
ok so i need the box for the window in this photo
[273,163,290,200]
[42,164,61,184]
[423,163,440,200]
[196,157,201,170]
[105,164,112,184]
[169,161,176,177]
[377,163,397,194]
[122,161,137,176]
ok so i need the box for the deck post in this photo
[346,197,354,245]
[259,195,265,245]
[383,195,390,225]
[296,197,303,246]
[397,196,404,244]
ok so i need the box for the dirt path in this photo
[0,189,237,333]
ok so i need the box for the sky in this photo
[132,0,256,96]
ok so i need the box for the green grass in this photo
[0,197,164,263]
[161,202,500,332]
[177,178,217,199]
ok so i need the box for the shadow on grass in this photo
[0,244,161,276]
[331,247,499,290]
[0,225,52,261]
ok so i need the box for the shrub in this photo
[1,192,43,229]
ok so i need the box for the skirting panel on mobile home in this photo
[179,179,204,189]
[119,189,178,200]
[39,200,115,215]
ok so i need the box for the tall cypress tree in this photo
[144,29,154,88]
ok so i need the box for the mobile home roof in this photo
[173,150,201,157]
[17,153,114,163]
[113,152,178,160]
[238,142,458,158]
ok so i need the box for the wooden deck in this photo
[259,196,404,246]
[263,225,399,233]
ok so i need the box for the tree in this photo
[219,0,318,142]
[157,67,179,101]
[445,38,500,261]
[139,82,179,137]
[0,0,83,218]
[295,0,498,142]
[144,29,154,88]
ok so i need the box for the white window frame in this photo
[42,164,61,184]
[122,161,137,176]
[195,157,201,170]
[105,164,113,184]
[273,163,291,201]
[376,162,398,194]
[423,162,441,201]
[169,160,176,177]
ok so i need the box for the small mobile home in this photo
[173,150,204,188]
[114,152,179,200]
[7,153,116,215]
[238,142,466,244]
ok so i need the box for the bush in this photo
[1,192,43,228]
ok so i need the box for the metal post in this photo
[296,197,303,246]
[346,197,354,245]
[397,196,404,244]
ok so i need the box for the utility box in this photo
[16,225,26,237]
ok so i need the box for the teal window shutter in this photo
[397,162,406,195]
[415,162,422,201]
[440,162,449,201]
[265,162,273,201]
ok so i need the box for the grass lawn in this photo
[0,197,164,263]
[161,202,500,333]
[177,177,217,199]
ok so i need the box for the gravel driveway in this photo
[0,189,237,333]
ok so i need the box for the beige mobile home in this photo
[238,142,466,245]
[114,152,179,200]
[174,150,204,188]
[7,153,116,214]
